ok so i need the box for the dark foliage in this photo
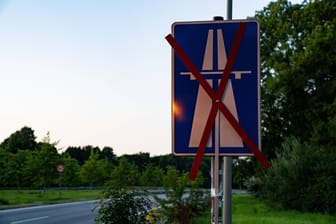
[257,138,336,214]
[95,188,150,224]
[0,126,37,153]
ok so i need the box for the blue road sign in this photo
[171,20,260,156]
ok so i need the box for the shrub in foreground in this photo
[95,188,150,224]
[253,137,336,214]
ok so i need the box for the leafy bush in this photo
[95,188,150,224]
[257,137,336,214]
[153,167,209,224]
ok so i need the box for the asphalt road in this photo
[0,201,98,224]
[0,190,245,224]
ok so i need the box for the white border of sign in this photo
[171,20,261,157]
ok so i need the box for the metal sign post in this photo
[212,15,224,224]
[223,156,232,224]
[224,1,233,223]
[223,0,232,224]
[212,113,220,223]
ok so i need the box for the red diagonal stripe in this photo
[218,103,270,169]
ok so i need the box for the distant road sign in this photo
[57,164,64,173]
[171,20,260,156]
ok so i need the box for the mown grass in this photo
[193,194,336,224]
[0,189,103,209]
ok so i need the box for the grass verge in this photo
[0,189,103,209]
[192,194,336,224]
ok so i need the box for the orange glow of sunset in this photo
[173,101,184,120]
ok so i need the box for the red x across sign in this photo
[166,21,270,180]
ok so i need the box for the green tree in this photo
[62,155,81,187]
[100,146,116,163]
[253,0,336,214]
[0,126,37,153]
[24,143,60,188]
[0,150,11,187]
[64,146,87,165]
[64,145,100,165]
[7,150,29,189]
[233,158,255,189]
[310,100,336,147]
[256,0,336,156]
[80,150,108,188]
[139,163,164,186]
[108,157,138,187]
[122,152,150,172]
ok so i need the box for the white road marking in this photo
[0,200,98,213]
[10,216,49,224]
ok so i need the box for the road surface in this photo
[0,190,245,224]
[0,200,98,224]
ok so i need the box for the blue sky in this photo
[0,0,301,156]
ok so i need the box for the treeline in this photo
[0,126,215,189]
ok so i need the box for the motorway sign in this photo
[170,20,261,156]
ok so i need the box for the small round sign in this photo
[57,164,64,173]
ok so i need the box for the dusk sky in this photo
[0,0,301,156]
